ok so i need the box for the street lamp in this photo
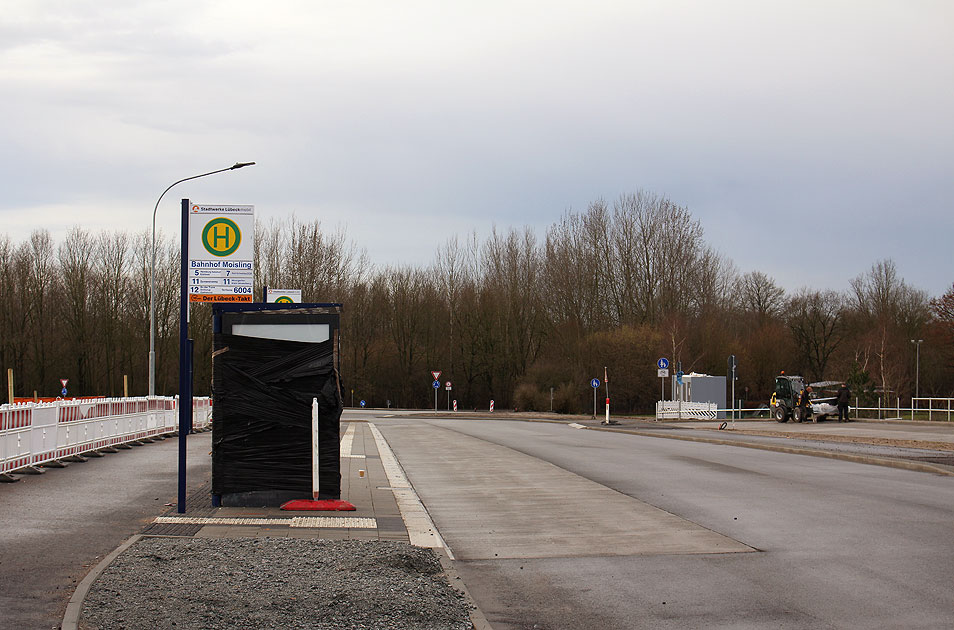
[910,339,923,405]
[149,162,255,396]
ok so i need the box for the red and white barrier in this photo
[489,400,494,412]
[452,400,457,412]
[1,396,211,476]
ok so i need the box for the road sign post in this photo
[433,379,440,411]
[728,354,737,421]
[675,370,684,421]
[590,378,600,419]
[657,358,669,403]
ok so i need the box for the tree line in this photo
[2,190,952,412]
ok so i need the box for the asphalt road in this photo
[0,432,212,630]
[374,415,954,630]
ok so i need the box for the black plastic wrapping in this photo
[211,332,342,502]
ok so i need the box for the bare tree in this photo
[94,231,131,394]
[0,238,32,394]
[26,231,58,393]
[58,228,96,392]
[483,227,546,382]
[849,259,931,399]
[736,271,786,324]
[787,289,847,381]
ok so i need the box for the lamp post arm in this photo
[149,162,255,396]
[152,164,250,236]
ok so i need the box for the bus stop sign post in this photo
[178,198,192,514]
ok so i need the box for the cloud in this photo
[1,0,952,296]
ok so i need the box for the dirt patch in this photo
[725,429,954,452]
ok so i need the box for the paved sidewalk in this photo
[140,422,410,543]
[64,421,493,630]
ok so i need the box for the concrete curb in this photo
[579,425,954,476]
[436,548,494,630]
[62,534,143,630]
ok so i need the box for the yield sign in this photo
[431,370,442,381]
[60,379,69,387]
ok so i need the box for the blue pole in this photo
[177,198,191,514]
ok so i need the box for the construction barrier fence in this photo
[655,400,719,420]
[0,396,211,476]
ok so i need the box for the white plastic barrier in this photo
[655,400,718,420]
[1,396,211,476]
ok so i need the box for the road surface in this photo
[372,414,954,629]
[0,433,211,630]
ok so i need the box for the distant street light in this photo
[910,338,923,403]
[149,162,255,396]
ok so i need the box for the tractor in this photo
[771,374,807,423]
[771,375,839,423]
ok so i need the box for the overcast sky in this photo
[3,1,952,297]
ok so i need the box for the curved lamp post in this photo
[149,162,255,396]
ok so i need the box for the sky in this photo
[2,0,952,297]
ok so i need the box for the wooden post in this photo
[123,374,129,397]
[6,368,13,404]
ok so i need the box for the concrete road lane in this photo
[376,419,752,560]
[375,416,954,630]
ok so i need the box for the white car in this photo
[811,400,838,421]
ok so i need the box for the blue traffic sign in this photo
[432,380,441,389]
[590,378,601,388]
[676,370,684,385]
[61,387,68,396]
[360,400,366,408]
[657,357,669,369]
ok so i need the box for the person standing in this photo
[836,383,851,422]
[797,385,813,423]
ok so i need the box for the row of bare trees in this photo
[2,191,952,412]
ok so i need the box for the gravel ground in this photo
[80,538,474,630]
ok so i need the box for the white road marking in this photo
[368,422,448,556]
[339,423,356,456]
[340,423,366,457]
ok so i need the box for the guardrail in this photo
[1,396,211,477]
[704,399,954,422]
[911,397,954,422]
